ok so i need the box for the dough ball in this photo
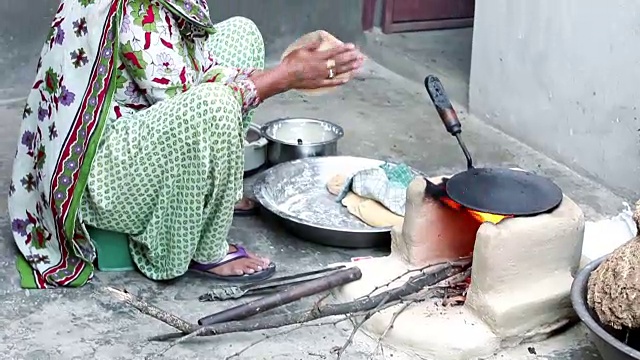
[327,174,347,196]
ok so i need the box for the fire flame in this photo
[440,198,511,224]
[435,197,510,293]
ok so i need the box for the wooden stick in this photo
[336,291,394,359]
[357,257,472,300]
[104,287,198,333]
[150,260,469,340]
[198,267,362,326]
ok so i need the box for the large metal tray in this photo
[253,156,418,248]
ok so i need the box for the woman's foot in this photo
[207,245,271,276]
[234,197,259,216]
[188,244,276,282]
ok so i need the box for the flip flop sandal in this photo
[233,206,259,217]
[233,199,260,217]
[188,244,276,283]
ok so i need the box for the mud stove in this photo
[333,176,585,360]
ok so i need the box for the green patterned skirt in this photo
[80,19,264,280]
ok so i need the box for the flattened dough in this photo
[281,30,354,96]
[343,193,404,228]
[327,174,404,228]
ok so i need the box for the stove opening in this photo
[438,197,513,224]
[421,194,517,304]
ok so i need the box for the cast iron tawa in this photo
[424,74,563,216]
[445,167,563,216]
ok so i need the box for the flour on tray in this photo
[270,161,373,230]
[276,188,372,230]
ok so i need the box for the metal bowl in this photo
[253,156,421,248]
[244,123,268,175]
[261,117,344,165]
[571,256,640,360]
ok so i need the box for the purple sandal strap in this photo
[190,244,249,272]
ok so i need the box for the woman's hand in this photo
[249,38,364,102]
[280,39,364,91]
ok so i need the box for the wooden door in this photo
[381,0,475,33]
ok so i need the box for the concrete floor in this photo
[0,43,624,358]
[362,27,473,107]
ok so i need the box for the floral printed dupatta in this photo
[9,0,214,289]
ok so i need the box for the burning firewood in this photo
[587,200,640,330]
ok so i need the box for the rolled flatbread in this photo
[341,193,404,228]
[281,30,354,96]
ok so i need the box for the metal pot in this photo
[244,123,268,175]
[261,117,344,165]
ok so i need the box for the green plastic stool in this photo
[87,226,135,272]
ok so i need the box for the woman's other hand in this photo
[280,39,364,91]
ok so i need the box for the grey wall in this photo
[0,1,57,101]
[0,0,364,101]
[469,0,640,199]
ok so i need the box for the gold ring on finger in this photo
[328,68,335,79]
[326,59,336,69]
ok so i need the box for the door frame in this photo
[362,0,377,31]
[381,0,474,34]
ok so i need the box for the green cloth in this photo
[16,255,37,289]
[379,162,414,188]
[336,162,415,216]
[16,254,93,288]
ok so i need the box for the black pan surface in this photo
[445,167,563,216]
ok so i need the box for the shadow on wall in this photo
[0,0,364,100]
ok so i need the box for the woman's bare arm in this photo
[249,65,291,102]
